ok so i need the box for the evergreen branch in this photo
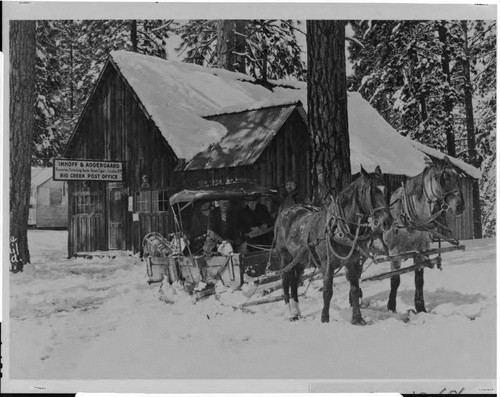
[177,34,217,58]
[137,29,165,53]
[469,22,496,49]
[107,21,128,40]
[150,20,174,32]
[280,20,306,36]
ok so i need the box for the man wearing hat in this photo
[239,197,273,249]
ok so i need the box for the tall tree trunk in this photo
[261,41,268,82]
[70,40,74,114]
[233,20,246,74]
[307,20,350,202]
[408,40,428,127]
[131,20,138,52]
[216,20,246,73]
[10,20,36,264]
[461,20,482,238]
[216,20,232,70]
[437,21,456,157]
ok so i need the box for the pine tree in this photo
[469,20,496,237]
[33,20,176,166]
[348,19,496,237]
[437,20,456,157]
[10,20,36,264]
[348,20,459,153]
[215,20,246,73]
[33,21,71,166]
[460,20,482,238]
[176,19,306,80]
[307,20,350,201]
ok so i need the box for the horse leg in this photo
[321,263,334,323]
[350,257,364,306]
[289,267,302,320]
[387,260,401,312]
[278,248,292,308]
[282,271,291,310]
[414,260,427,313]
[346,260,366,325]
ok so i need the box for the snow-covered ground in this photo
[8,230,496,384]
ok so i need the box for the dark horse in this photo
[372,156,465,313]
[274,166,393,324]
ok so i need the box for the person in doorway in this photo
[280,180,298,210]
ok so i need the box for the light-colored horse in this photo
[374,157,465,313]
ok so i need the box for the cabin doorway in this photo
[107,185,128,250]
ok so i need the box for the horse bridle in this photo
[327,180,389,241]
[397,165,462,236]
[423,167,461,213]
[361,181,391,229]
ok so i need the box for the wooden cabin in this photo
[63,50,480,257]
[30,167,68,229]
[63,51,310,257]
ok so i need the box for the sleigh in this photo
[144,183,282,300]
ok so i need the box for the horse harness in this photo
[305,194,387,268]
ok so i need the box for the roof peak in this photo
[110,50,305,92]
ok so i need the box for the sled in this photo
[361,243,465,283]
[146,183,280,298]
[370,244,466,264]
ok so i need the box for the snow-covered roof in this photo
[31,167,53,188]
[30,167,53,205]
[109,50,480,179]
[408,140,482,179]
[110,50,304,161]
[185,104,301,170]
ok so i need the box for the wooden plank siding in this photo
[445,177,474,240]
[66,62,178,257]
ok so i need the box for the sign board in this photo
[53,158,123,181]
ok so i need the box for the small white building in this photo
[30,167,68,229]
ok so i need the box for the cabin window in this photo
[152,190,169,212]
[135,191,152,212]
[75,193,104,215]
[135,190,169,213]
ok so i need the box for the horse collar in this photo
[326,198,371,243]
